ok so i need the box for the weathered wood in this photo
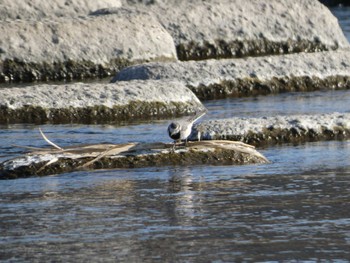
[0,140,268,179]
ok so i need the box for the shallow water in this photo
[331,5,350,41]
[1,140,350,261]
[2,6,350,262]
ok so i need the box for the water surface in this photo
[1,140,350,261]
[2,89,350,261]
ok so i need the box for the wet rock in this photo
[0,80,203,124]
[0,140,269,179]
[192,112,350,146]
[0,8,177,82]
[0,0,122,20]
[123,0,349,60]
[113,50,350,99]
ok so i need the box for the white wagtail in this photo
[168,108,207,149]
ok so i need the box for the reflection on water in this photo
[1,141,350,261]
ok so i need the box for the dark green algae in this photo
[190,75,350,100]
[0,58,131,83]
[204,126,350,148]
[176,38,337,61]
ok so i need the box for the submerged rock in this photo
[0,80,203,124]
[0,140,269,179]
[192,112,350,146]
[123,0,349,60]
[0,8,176,82]
[113,50,350,99]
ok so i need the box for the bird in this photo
[168,108,207,149]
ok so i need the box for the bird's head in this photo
[168,122,181,140]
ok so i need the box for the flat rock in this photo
[192,112,350,146]
[0,140,269,179]
[0,8,177,82]
[123,0,349,60]
[0,80,203,124]
[0,0,122,20]
[113,50,350,99]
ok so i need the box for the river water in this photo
[1,5,350,262]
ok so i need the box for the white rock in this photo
[0,8,177,65]
[193,112,350,140]
[113,50,350,86]
[124,0,349,51]
[0,80,202,110]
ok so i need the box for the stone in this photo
[0,8,177,82]
[123,0,349,60]
[192,112,350,146]
[0,140,269,179]
[0,80,203,124]
[113,50,350,99]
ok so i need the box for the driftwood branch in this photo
[39,128,64,150]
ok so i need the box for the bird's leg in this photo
[172,140,177,152]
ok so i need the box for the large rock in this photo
[113,50,350,99]
[0,0,122,20]
[0,80,203,124]
[123,0,349,60]
[192,112,350,146]
[0,140,269,179]
[0,8,177,82]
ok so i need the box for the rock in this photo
[0,0,122,20]
[0,80,203,124]
[192,112,350,146]
[113,50,350,99]
[123,0,349,60]
[0,8,177,82]
[0,140,269,179]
